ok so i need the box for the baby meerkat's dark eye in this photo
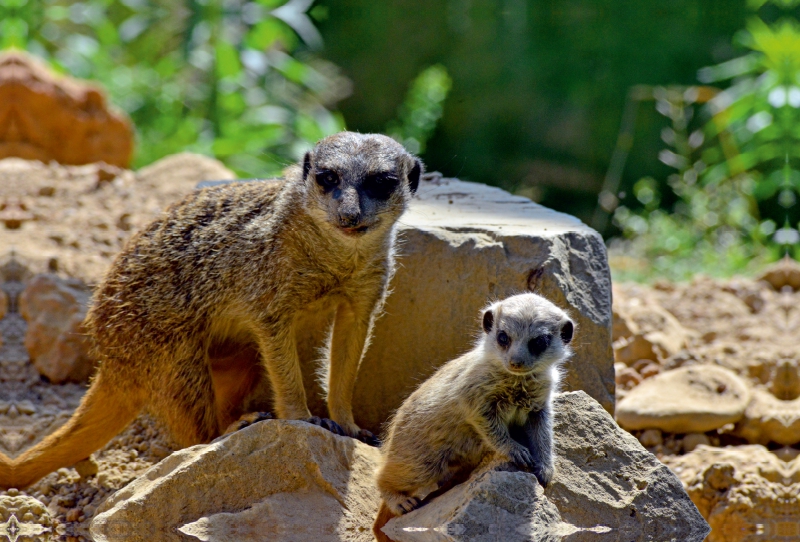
[528,334,552,357]
[496,330,511,349]
[316,170,339,190]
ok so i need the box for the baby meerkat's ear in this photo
[303,152,312,180]
[482,309,494,333]
[407,159,422,193]
[560,320,574,344]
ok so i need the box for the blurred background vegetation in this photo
[1,0,798,280]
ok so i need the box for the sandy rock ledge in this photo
[91,392,708,542]
[90,420,382,542]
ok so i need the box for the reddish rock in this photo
[19,274,94,383]
[0,51,133,167]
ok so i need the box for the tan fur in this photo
[5,132,421,489]
[375,293,575,515]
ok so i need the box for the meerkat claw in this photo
[306,416,347,436]
[356,429,381,447]
[399,496,422,513]
[239,411,274,430]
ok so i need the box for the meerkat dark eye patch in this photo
[315,169,339,191]
[560,321,574,344]
[497,330,511,349]
[528,334,551,356]
[362,172,399,200]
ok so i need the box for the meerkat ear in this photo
[482,309,494,333]
[303,152,312,180]
[407,159,421,193]
[560,320,574,344]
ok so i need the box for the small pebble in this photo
[638,428,663,448]
[682,433,710,453]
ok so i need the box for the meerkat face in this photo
[481,293,574,375]
[301,132,421,239]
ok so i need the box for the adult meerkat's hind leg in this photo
[155,345,228,447]
[10,369,146,489]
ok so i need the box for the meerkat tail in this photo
[0,452,13,489]
[372,501,399,542]
[11,371,144,489]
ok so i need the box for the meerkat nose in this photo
[338,210,361,227]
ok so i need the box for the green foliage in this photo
[611,2,800,281]
[2,0,348,176]
[387,65,452,155]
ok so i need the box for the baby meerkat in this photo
[6,132,421,489]
[376,293,574,516]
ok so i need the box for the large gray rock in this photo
[385,392,710,542]
[90,421,382,542]
[294,176,614,431]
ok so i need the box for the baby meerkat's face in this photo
[481,293,575,375]
[302,132,421,238]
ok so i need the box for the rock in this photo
[90,420,382,542]
[638,428,663,448]
[386,392,709,542]
[0,154,234,282]
[616,365,751,433]
[135,152,236,204]
[19,274,93,383]
[682,433,710,453]
[612,300,690,364]
[381,461,576,542]
[733,388,800,445]
[663,445,800,542]
[0,489,53,538]
[0,51,133,167]
[757,256,800,291]
[296,176,615,431]
[615,365,642,390]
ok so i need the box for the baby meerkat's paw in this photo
[507,444,537,471]
[533,463,555,489]
[384,493,423,515]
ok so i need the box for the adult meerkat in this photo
[376,293,574,517]
[6,132,421,489]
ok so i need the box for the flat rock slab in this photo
[616,365,751,433]
[291,176,614,430]
[386,392,710,542]
[90,421,382,542]
[733,388,800,445]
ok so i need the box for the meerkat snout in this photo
[302,132,422,237]
[482,295,575,375]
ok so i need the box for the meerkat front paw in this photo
[356,428,381,447]
[507,444,537,471]
[384,493,422,515]
[306,416,347,436]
